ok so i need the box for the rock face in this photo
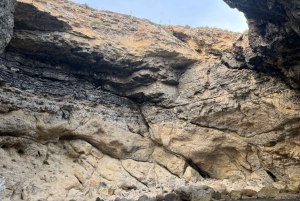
[223,0,300,88]
[0,0,15,53]
[1,0,300,200]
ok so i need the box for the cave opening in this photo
[70,0,248,33]
[186,159,211,179]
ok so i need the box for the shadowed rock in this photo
[0,0,15,53]
[223,0,300,88]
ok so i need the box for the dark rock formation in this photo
[0,0,15,53]
[223,0,300,88]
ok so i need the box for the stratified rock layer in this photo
[1,0,300,200]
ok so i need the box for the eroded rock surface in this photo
[0,0,15,53]
[223,0,300,88]
[0,176,4,201]
[1,0,300,200]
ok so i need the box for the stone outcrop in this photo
[1,0,300,200]
[223,0,300,88]
[0,0,15,53]
[0,176,4,201]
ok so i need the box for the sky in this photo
[71,0,248,32]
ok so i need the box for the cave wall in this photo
[0,0,15,53]
[0,0,300,200]
[223,0,300,88]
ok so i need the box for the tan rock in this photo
[241,189,257,198]
[151,147,187,177]
[73,118,154,161]
[121,159,184,188]
[230,190,242,200]
[257,185,280,198]
[183,166,203,183]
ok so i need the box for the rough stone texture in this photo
[8,0,197,104]
[1,0,300,200]
[241,189,257,198]
[257,185,280,198]
[230,190,242,200]
[223,0,300,89]
[0,176,4,201]
[0,0,15,53]
[275,193,300,200]
[174,185,216,201]
[164,193,181,201]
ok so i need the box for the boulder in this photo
[164,193,181,201]
[230,190,242,200]
[257,185,280,198]
[174,185,216,201]
[137,195,156,201]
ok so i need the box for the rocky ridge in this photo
[1,0,300,200]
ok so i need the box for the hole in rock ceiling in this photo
[71,0,248,32]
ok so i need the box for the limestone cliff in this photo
[1,0,300,200]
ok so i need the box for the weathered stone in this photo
[151,147,187,178]
[275,193,300,200]
[223,0,300,88]
[210,183,227,195]
[191,186,215,201]
[115,198,134,201]
[183,166,203,183]
[230,190,242,200]
[241,189,257,198]
[0,176,5,201]
[212,191,222,200]
[0,0,15,53]
[174,185,216,201]
[121,159,184,189]
[257,185,280,198]
[164,193,181,201]
[155,194,164,201]
[137,195,155,201]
